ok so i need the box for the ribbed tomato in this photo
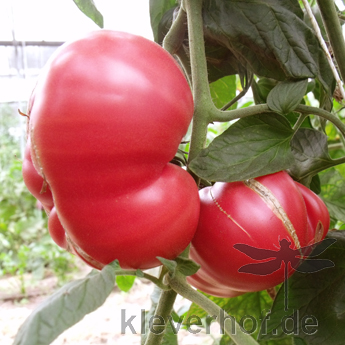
[188,171,329,296]
[23,30,200,270]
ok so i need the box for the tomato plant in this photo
[14,0,345,345]
[187,171,330,297]
[23,30,200,270]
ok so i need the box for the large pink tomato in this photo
[188,171,329,296]
[24,30,200,270]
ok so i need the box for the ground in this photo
[0,263,219,345]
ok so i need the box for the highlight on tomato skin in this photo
[188,171,330,297]
[22,30,200,270]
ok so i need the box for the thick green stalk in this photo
[144,288,178,345]
[211,104,271,122]
[145,2,214,344]
[184,0,218,164]
[168,272,260,345]
[316,0,345,83]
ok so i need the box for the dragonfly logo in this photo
[234,237,336,310]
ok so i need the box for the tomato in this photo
[24,30,200,270]
[187,171,330,297]
[22,139,54,213]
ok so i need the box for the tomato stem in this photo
[184,0,217,166]
[162,6,187,55]
[116,270,171,291]
[316,0,345,85]
[167,272,260,345]
[144,286,178,345]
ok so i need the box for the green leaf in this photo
[309,174,321,195]
[149,0,176,43]
[157,256,200,277]
[219,334,236,345]
[14,262,116,345]
[157,257,177,274]
[187,290,273,340]
[267,80,308,115]
[116,275,136,292]
[288,128,336,186]
[252,78,279,104]
[202,0,335,94]
[320,168,345,222]
[189,113,295,182]
[259,231,345,344]
[293,338,307,345]
[72,0,103,28]
[175,257,200,276]
[210,75,237,109]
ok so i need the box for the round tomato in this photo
[24,30,200,269]
[187,171,329,296]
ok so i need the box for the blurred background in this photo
[0,0,153,283]
[0,0,154,307]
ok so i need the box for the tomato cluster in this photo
[22,30,200,270]
[22,31,330,296]
[187,171,330,297]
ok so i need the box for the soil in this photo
[0,264,218,345]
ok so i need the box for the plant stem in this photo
[184,0,218,164]
[302,0,345,100]
[167,272,260,345]
[293,114,307,131]
[211,103,272,122]
[162,6,187,55]
[144,287,178,345]
[328,143,345,151]
[116,270,170,291]
[316,0,345,84]
[295,104,345,137]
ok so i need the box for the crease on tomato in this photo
[244,178,301,249]
[209,187,252,239]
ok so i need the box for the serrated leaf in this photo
[319,168,345,222]
[14,262,116,345]
[72,0,103,28]
[259,231,345,344]
[267,80,308,115]
[210,75,237,109]
[189,113,295,182]
[116,275,136,292]
[288,128,336,186]
[149,0,176,43]
[202,0,335,94]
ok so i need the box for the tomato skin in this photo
[48,207,68,250]
[22,140,54,212]
[295,182,330,243]
[58,163,200,269]
[24,30,199,269]
[188,171,330,296]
